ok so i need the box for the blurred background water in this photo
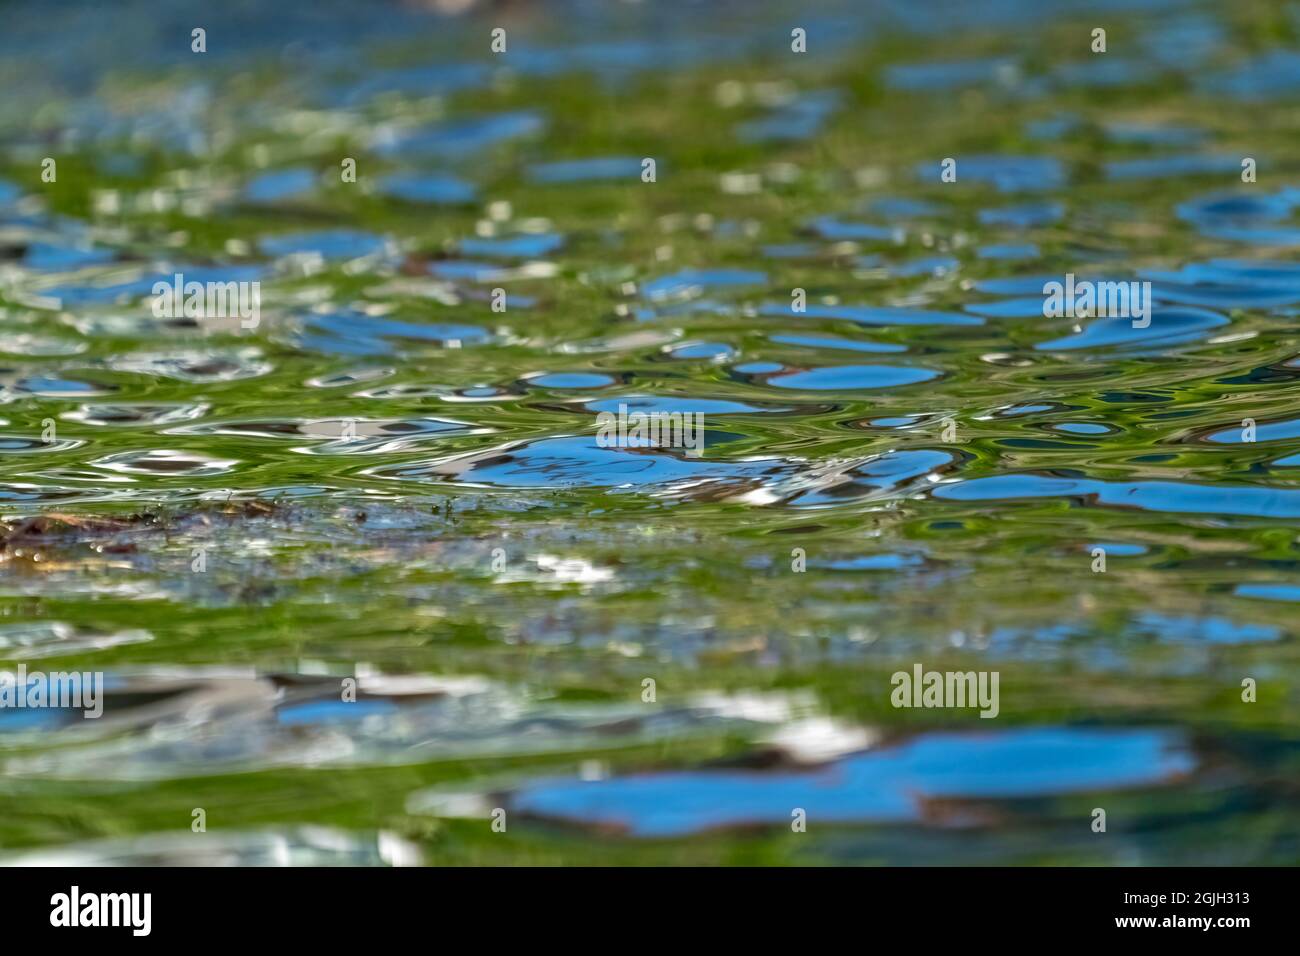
[0,0,1297,864]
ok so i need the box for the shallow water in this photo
[0,0,1297,864]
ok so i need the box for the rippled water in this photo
[0,0,1297,865]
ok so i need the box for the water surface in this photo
[0,0,1297,865]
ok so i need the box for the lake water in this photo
[0,0,1296,865]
